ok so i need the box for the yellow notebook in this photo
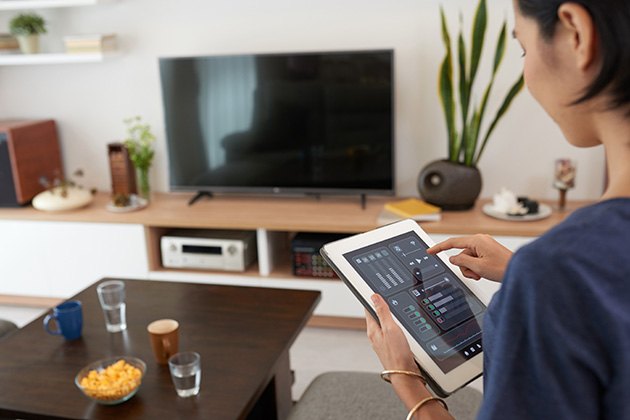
[383,198,441,221]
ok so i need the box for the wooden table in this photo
[0,279,321,420]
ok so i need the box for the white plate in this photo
[482,203,552,221]
[106,195,148,213]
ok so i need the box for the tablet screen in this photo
[343,231,485,374]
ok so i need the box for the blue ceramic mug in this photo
[43,300,83,340]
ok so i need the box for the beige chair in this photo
[289,371,482,420]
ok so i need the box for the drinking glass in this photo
[168,351,201,397]
[96,280,127,332]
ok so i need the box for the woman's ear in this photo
[557,3,597,71]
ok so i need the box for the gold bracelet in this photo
[380,369,427,385]
[406,396,448,420]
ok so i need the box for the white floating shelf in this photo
[0,0,114,10]
[0,51,117,65]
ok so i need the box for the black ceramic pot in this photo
[417,160,482,210]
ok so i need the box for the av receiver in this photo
[161,229,257,272]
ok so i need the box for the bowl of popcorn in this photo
[75,356,146,405]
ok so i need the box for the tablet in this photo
[320,218,487,396]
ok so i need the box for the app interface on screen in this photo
[344,232,485,373]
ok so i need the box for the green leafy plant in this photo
[124,116,156,201]
[9,13,47,36]
[123,116,156,171]
[439,0,524,167]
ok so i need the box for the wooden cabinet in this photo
[0,192,590,325]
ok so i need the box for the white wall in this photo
[0,0,606,201]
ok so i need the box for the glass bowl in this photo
[75,356,146,405]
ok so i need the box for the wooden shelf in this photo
[0,191,593,238]
[0,51,118,66]
[0,0,114,10]
[0,192,594,325]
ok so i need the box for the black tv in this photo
[158,49,395,203]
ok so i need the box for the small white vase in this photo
[16,34,40,54]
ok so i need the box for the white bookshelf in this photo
[0,0,115,9]
[0,51,117,65]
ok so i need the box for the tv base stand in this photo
[188,191,214,206]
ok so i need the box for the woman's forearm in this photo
[389,375,454,420]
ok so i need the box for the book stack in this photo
[63,34,117,54]
[0,33,20,55]
[378,198,442,225]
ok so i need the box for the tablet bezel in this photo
[321,218,488,396]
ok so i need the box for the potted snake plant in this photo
[418,0,524,210]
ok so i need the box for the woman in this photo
[367,0,630,419]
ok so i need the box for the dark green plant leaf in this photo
[492,22,507,76]
[439,54,456,160]
[457,21,468,163]
[440,7,451,48]
[439,7,457,160]
[470,82,493,159]
[474,74,525,166]
[464,107,479,166]
[458,28,468,115]
[469,0,487,90]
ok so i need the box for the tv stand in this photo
[0,192,591,329]
[188,191,214,206]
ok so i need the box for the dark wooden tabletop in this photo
[0,279,321,420]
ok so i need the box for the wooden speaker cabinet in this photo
[108,142,137,196]
[0,120,63,207]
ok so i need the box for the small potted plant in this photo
[9,12,47,54]
[418,0,524,210]
[123,116,156,202]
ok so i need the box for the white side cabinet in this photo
[0,220,147,298]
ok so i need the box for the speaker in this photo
[0,120,63,207]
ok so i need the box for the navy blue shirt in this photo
[478,199,630,419]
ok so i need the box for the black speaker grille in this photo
[0,132,20,207]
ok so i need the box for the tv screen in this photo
[159,49,395,197]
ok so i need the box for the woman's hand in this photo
[427,234,513,282]
[366,295,454,419]
[366,294,419,373]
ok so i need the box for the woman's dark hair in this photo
[516,0,630,111]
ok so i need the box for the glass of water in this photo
[96,280,127,333]
[168,351,201,398]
